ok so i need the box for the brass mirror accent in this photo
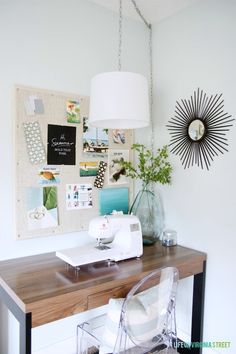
[167,88,234,170]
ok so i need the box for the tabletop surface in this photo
[0,242,206,327]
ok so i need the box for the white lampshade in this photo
[89,71,150,129]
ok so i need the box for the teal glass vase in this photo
[130,183,164,245]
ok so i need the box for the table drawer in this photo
[87,283,136,309]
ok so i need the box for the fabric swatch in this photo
[23,121,46,164]
[94,161,107,188]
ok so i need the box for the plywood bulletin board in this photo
[15,85,133,240]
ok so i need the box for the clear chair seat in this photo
[77,267,179,354]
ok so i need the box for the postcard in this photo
[66,100,80,123]
[24,95,37,116]
[99,187,129,215]
[38,167,60,185]
[112,129,126,144]
[83,117,109,157]
[24,95,44,115]
[66,183,93,210]
[108,149,129,185]
[34,98,44,114]
[79,162,98,177]
[26,186,58,231]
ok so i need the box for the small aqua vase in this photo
[130,183,164,245]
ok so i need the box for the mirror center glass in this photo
[188,119,205,141]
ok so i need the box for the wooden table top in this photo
[0,242,206,327]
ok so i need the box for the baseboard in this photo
[33,336,76,354]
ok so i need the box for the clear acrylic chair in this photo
[77,266,179,354]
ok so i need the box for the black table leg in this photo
[190,260,206,354]
[177,260,206,354]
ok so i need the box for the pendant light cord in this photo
[118,0,122,71]
[118,0,154,154]
[130,0,154,155]
[131,0,150,28]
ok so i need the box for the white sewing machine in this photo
[56,214,143,267]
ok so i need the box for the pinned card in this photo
[66,183,93,210]
[24,95,44,116]
[79,162,98,177]
[99,187,129,215]
[34,98,44,114]
[26,186,58,231]
[66,100,80,123]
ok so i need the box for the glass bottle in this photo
[130,183,164,245]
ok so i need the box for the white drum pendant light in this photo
[88,0,150,129]
[89,71,149,129]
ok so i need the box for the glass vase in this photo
[130,183,164,245]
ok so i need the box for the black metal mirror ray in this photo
[167,88,234,170]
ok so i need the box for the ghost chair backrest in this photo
[113,266,179,353]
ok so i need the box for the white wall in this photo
[0,0,149,261]
[0,0,149,353]
[153,0,236,353]
[2,0,235,353]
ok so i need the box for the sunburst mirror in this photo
[167,88,234,169]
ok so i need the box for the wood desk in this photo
[0,242,206,354]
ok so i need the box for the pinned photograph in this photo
[66,100,80,123]
[79,162,98,177]
[66,183,93,210]
[83,117,109,156]
[38,167,60,185]
[108,150,129,185]
[99,187,129,215]
[112,129,126,144]
[34,98,44,114]
[24,95,44,116]
[26,186,58,231]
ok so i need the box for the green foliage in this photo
[43,187,57,210]
[122,144,172,187]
